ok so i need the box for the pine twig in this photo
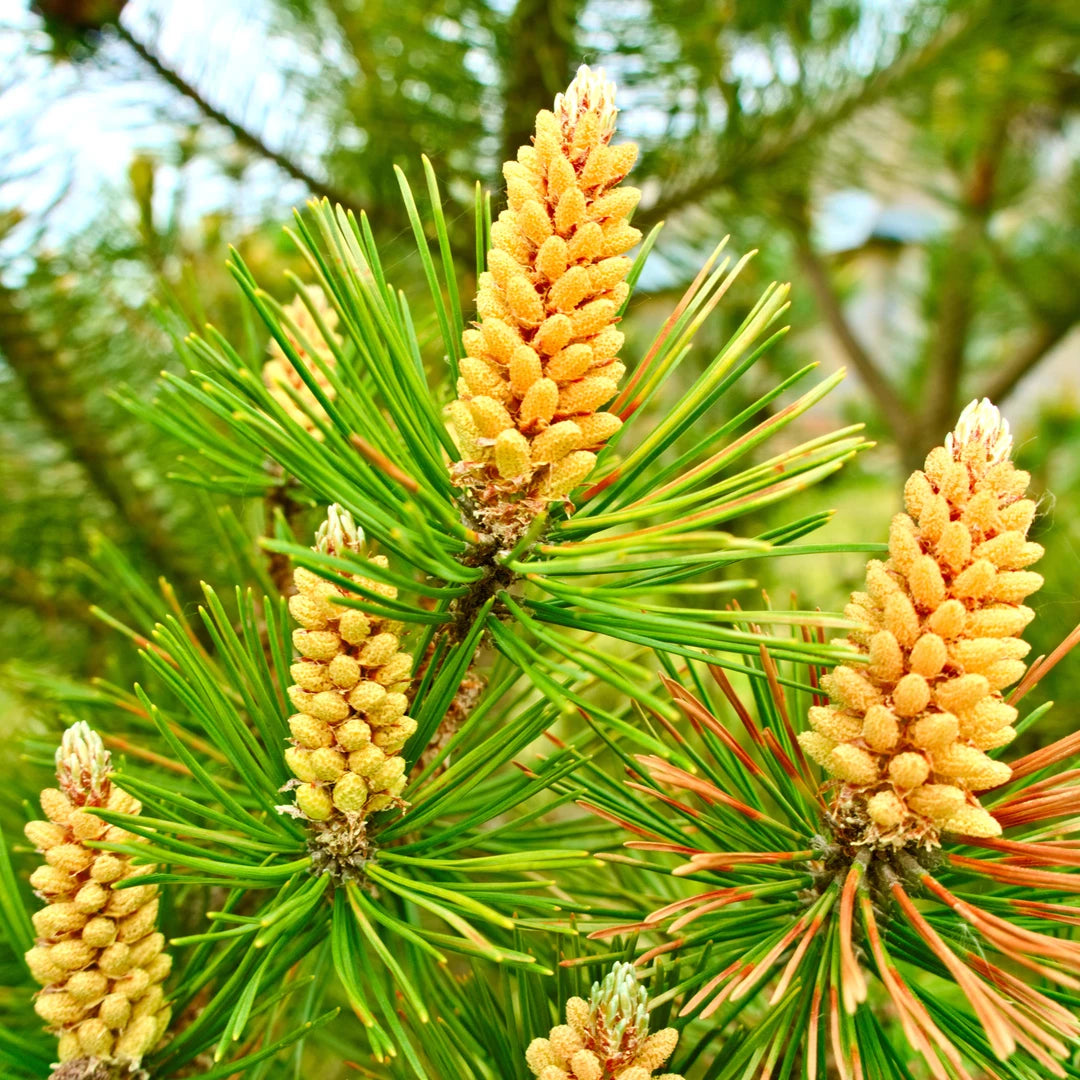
[114,21,360,212]
[0,282,203,600]
[792,225,914,446]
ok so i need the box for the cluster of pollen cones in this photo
[447,65,641,536]
[24,724,172,1077]
[801,399,1043,843]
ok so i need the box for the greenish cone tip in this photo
[56,722,111,806]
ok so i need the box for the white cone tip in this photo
[56,721,111,802]
[946,398,1012,464]
[555,65,618,138]
[315,503,364,555]
[589,960,650,1042]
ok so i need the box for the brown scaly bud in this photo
[25,724,172,1078]
[262,284,343,437]
[525,962,683,1080]
[799,400,1041,846]
[282,506,415,879]
[447,65,640,542]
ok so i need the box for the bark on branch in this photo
[0,282,203,600]
[792,227,914,446]
[115,22,359,211]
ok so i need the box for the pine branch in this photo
[114,21,360,212]
[792,224,914,446]
[979,318,1079,404]
[0,281,203,600]
[983,234,1059,326]
[635,11,977,230]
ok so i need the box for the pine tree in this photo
[2,61,1078,1080]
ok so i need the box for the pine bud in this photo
[295,784,334,822]
[531,421,583,466]
[519,377,560,431]
[540,451,597,500]
[495,428,533,479]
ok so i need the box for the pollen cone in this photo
[284,506,415,832]
[525,962,683,1080]
[25,723,172,1075]
[448,64,640,540]
[799,400,1042,844]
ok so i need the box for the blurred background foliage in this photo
[2,0,1079,743]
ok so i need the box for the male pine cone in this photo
[262,284,342,437]
[526,962,683,1080]
[800,400,1042,843]
[24,723,172,1075]
[448,64,640,527]
[285,508,416,824]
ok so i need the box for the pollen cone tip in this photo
[315,503,363,556]
[55,722,111,803]
[946,398,1012,464]
[556,63,618,138]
